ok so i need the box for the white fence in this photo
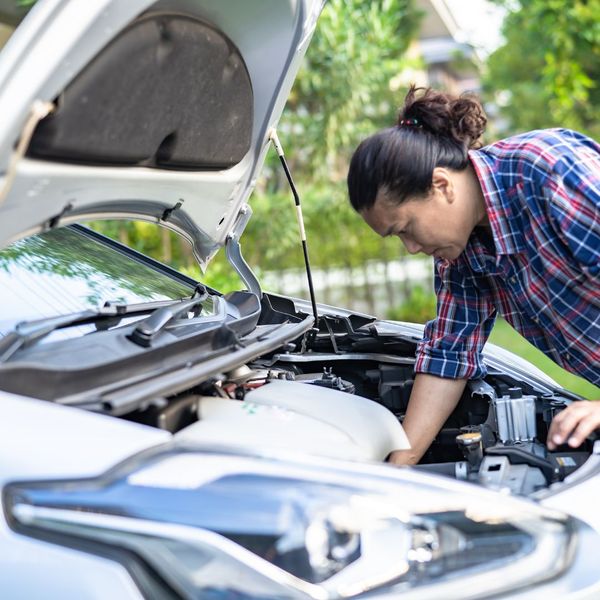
[260,256,434,318]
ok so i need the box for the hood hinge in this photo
[226,204,262,299]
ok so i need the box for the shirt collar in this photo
[469,149,527,257]
[451,226,501,275]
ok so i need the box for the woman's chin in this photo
[435,247,462,261]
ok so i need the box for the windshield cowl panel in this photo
[0,290,262,403]
[0,224,266,404]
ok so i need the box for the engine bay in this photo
[118,296,594,499]
[193,360,588,496]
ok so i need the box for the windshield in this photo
[0,226,198,337]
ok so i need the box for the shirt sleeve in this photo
[415,259,497,379]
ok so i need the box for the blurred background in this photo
[2,0,599,397]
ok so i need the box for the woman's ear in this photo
[431,167,455,203]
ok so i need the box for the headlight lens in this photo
[5,446,574,599]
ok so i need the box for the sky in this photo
[445,0,506,56]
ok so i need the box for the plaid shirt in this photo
[415,128,600,386]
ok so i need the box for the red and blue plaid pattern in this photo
[415,128,600,385]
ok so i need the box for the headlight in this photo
[4,445,574,599]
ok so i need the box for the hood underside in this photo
[0,0,323,265]
[29,12,254,170]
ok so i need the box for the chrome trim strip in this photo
[271,352,414,365]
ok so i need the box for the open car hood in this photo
[0,0,323,266]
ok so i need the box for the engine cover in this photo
[176,380,410,462]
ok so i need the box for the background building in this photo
[397,0,483,95]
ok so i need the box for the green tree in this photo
[280,0,421,179]
[245,0,421,279]
[483,0,600,138]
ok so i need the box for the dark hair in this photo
[347,85,486,212]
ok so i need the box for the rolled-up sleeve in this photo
[415,259,497,379]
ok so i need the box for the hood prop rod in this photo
[269,129,319,329]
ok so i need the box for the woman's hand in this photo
[547,401,600,450]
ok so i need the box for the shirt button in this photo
[509,276,517,284]
[532,316,539,323]
[565,353,571,362]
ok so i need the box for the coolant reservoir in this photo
[176,380,410,462]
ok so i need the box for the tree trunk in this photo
[361,260,376,315]
[399,255,411,301]
[383,258,396,313]
[322,266,332,305]
[343,262,355,310]
[178,236,194,268]
[118,224,129,247]
[161,227,172,264]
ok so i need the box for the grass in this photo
[488,319,600,400]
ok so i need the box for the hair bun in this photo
[398,85,486,148]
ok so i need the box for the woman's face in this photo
[359,167,487,261]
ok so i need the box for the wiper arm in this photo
[127,288,209,348]
[0,292,208,363]
[0,309,109,363]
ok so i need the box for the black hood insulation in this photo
[28,12,253,170]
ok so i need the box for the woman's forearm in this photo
[389,373,468,465]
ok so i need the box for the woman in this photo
[347,86,600,464]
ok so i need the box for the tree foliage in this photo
[483,0,600,138]
[279,0,421,179]
[243,0,421,278]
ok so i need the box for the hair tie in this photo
[399,118,421,127]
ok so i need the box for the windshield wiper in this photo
[127,289,209,348]
[0,289,208,363]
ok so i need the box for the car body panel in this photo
[0,392,166,597]
[0,0,324,266]
[0,391,169,482]
[0,526,143,600]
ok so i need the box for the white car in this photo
[0,1,599,598]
